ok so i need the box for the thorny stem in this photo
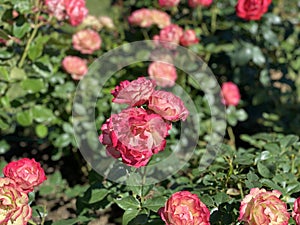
[227,126,236,149]
[140,166,147,204]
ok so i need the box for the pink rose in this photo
[148,90,189,122]
[158,191,210,225]
[180,29,199,46]
[128,9,154,28]
[72,29,101,54]
[148,61,177,87]
[0,178,32,225]
[292,197,300,224]
[151,10,171,29]
[188,0,213,7]
[62,56,88,80]
[221,82,241,106]
[153,24,183,49]
[99,108,171,167]
[111,77,156,107]
[64,0,88,26]
[3,158,47,193]
[239,188,290,225]
[236,0,272,21]
[45,0,66,21]
[158,0,180,8]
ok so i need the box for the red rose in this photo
[158,0,180,7]
[148,61,177,87]
[3,158,47,193]
[64,0,88,26]
[236,0,272,20]
[72,29,101,54]
[111,77,156,107]
[62,56,88,80]
[0,178,32,225]
[188,0,213,7]
[158,191,210,225]
[148,90,189,122]
[45,0,66,21]
[99,108,171,167]
[153,24,183,49]
[180,29,199,46]
[221,82,241,106]
[292,197,300,225]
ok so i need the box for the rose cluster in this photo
[0,158,46,225]
[160,188,300,225]
[99,77,189,168]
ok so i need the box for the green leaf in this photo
[213,192,230,205]
[89,189,109,204]
[16,110,33,126]
[13,21,31,39]
[257,162,273,178]
[10,67,26,80]
[279,135,299,149]
[0,67,9,81]
[11,0,32,13]
[0,140,9,154]
[143,197,167,212]
[236,109,248,121]
[53,133,71,148]
[115,196,140,211]
[31,205,48,218]
[252,47,266,66]
[123,209,139,225]
[35,124,48,138]
[6,83,27,100]
[32,105,55,123]
[21,78,45,93]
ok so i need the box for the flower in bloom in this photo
[153,24,183,49]
[151,9,171,29]
[158,0,180,8]
[3,158,47,193]
[158,191,210,225]
[0,178,32,225]
[99,108,171,167]
[148,90,189,122]
[81,15,103,31]
[128,9,171,29]
[292,197,300,225]
[62,56,88,80]
[64,0,88,26]
[239,188,290,225]
[221,82,241,106]
[148,61,177,87]
[45,0,66,21]
[236,0,272,20]
[180,29,199,46]
[111,77,156,106]
[188,0,213,7]
[128,8,154,28]
[72,29,101,54]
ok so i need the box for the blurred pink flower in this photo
[148,61,177,87]
[292,197,300,225]
[62,56,88,80]
[3,158,47,193]
[158,0,180,7]
[239,188,290,225]
[149,90,189,122]
[72,29,101,54]
[221,82,241,106]
[111,77,156,106]
[188,0,213,7]
[128,8,154,28]
[158,191,210,225]
[128,9,171,29]
[153,24,183,49]
[99,108,171,167]
[45,0,66,20]
[99,16,115,29]
[64,0,88,26]
[0,178,32,225]
[180,29,199,46]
